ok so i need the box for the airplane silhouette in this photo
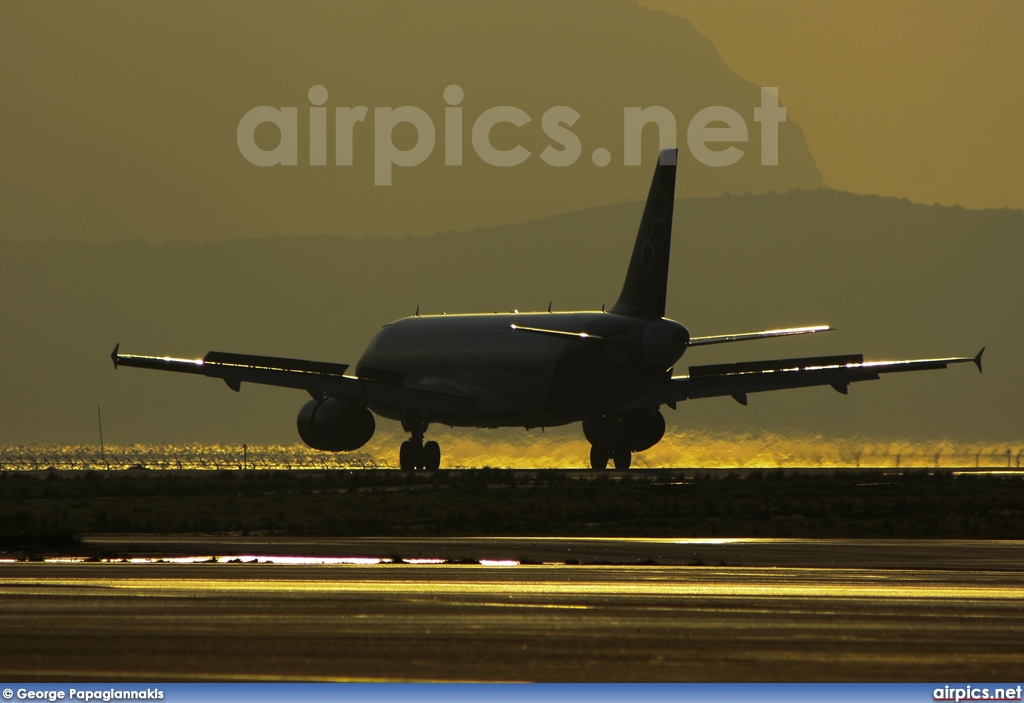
[112,149,983,469]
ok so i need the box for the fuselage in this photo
[355,311,689,427]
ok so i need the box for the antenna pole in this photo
[97,405,107,468]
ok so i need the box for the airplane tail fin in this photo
[609,148,678,320]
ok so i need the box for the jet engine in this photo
[582,408,665,452]
[296,398,375,452]
[619,407,666,451]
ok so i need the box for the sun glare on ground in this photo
[2,432,1020,471]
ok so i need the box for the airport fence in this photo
[0,444,385,471]
[0,443,1022,471]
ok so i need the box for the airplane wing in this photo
[110,345,476,418]
[619,348,985,409]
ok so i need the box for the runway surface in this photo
[2,539,1023,682]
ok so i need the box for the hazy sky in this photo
[1,1,1018,453]
[0,0,824,243]
[638,0,1024,210]
[0,1,1015,250]
[5,1,1021,247]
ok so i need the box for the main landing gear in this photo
[588,444,632,470]
[399,416,441,471]
[583,410,665,471]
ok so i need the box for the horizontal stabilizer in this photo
[509,324,602,340]
[689,325,832,347]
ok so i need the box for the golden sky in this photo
[638,0,1024,210]
[3,1,1018,247]
[0,1,823,243]
[1,2,1019,449]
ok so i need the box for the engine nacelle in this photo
[619,408,666,451]
[582,408,665,452]
[296,398,375,452]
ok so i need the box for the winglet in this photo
[974,347,985,373]
[111,343,120,370]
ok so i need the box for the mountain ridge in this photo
[1,189,1018,447]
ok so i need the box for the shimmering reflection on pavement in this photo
[3,565,1021,600]
[2,561,1023,682]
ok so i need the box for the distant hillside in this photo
[1,190,1019,446]
[0,0,822,244]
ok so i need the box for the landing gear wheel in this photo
[400,413,431,471]
[589,445,609,470]
[399,440,416,471]
[612,448,632,470]
[423,441,441,470]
